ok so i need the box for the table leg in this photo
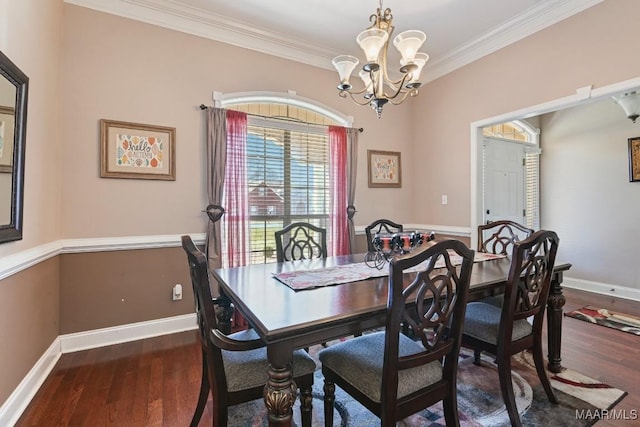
[265,344,297,427]
[547,271,566,373]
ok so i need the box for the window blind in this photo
[245,118,330,264]
[524,148,541,230]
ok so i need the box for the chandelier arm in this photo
[342,86,369,96]
[379,73,412,100]
[340,90,374,106]
[387,88,418,105]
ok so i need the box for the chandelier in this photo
[331,1,429,118]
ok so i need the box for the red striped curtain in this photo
[222,109,249,328]
[329,125,349,256]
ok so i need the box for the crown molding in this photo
[64,0,336,69]
[65,0,603,80]
[425,0,604,82]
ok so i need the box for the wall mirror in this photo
[0,50,28,243]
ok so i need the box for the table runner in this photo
[274,252,506,291]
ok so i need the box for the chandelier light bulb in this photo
[332,55,359,89]
[393,30,426,63]
[359,69,373,92]
[357,29,388,63]
[401,52,430,84]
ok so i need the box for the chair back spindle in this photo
[365,219,404,253]
[478,220,534,255]
[275,222,327,262]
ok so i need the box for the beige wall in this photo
[59,247,192,333]
[412,0,640,228]
[540,99,640,288]
[0,0,63,407]
[60,4,417,238]
[0,258,60,406]
[0,0,63,254]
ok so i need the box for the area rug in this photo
[565,305,640,336]
[227,348,626,426]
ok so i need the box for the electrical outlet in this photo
[441,194,448,205]
[173,284,183,301]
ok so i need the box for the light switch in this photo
[441,195,448,205]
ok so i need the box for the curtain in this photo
[329,126,350,256]
[346,128,359,254]
[222,110,249,267]
[205,108,227,268]
[222,110,249,328]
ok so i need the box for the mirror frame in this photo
[0,50,28,244]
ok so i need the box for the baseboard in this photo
[563,277,640,302]
[59,313,198,353]
[0,314,198,425]
[0,338,61,427]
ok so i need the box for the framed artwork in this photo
[629,137,640,182]
[100,119,175,180]
[0,106,15,173]
[368,150,401,188]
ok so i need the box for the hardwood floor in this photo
[560,289,640,427]
[16,288,640,426]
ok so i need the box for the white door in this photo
[483,138,525,225]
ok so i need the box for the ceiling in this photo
[66,0,602,83]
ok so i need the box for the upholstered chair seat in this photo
[319,332,442,402]
[222,329,317,392]
[463,302,532,345]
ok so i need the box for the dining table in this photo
[211,251,571,426]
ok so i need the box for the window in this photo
[227,102,339,264]
[483,122,530,142]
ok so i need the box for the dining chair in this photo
[319,239,475,426]
[181,235,316,427]
[462,230,559,427]
[478,220,534,255]
[275,222,327,262]
[364,218,404,252]
[477,220,535,308]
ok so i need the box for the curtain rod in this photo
[199,104,363,133]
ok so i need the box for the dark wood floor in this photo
[16,288,640,426]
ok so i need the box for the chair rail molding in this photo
[355,223,471,237]
[0,233,206,281]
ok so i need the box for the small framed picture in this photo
[629,137,640,182]
[100,119,176,180]
[0,106,15,173]
[368,150,401,188]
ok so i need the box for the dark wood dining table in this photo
[212,253,571,426]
